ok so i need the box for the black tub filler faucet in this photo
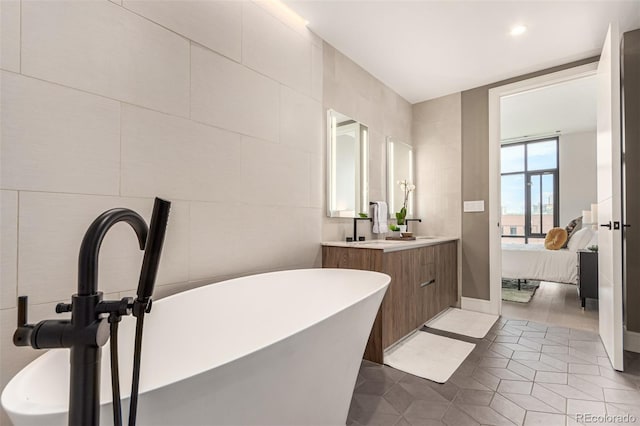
[13,197,171,426]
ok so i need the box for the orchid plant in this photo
[395,180,415,225]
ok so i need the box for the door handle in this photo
[600,222,612,230]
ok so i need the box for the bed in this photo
[501,228,597,285]
[502,243,578,284]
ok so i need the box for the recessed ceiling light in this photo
[510,25,527,36]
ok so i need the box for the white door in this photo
[597,23,624,371]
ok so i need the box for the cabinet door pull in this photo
[420,279,436,288]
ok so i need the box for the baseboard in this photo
[624,327,640,353]
[461,297,499,315]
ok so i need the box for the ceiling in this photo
[285,1,640,104]
[501,74,597,141]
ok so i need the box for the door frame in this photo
[487,62,598,316]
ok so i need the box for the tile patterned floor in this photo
[347,318,640,426]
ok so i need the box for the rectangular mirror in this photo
[386,138,414,217]
[327,109,369,218]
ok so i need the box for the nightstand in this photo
[577,249,598,308]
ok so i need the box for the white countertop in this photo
[322,236,458,252]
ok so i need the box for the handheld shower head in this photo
[137,197,171,304]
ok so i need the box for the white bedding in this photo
[502,243,578,284]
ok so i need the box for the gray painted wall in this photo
[559,131,598,227]
[460,57,600,300]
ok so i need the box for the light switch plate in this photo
[464,200,485,212]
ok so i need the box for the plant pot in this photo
[398,225,407,233]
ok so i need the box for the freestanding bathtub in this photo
[2,268,389,426]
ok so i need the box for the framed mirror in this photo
[327,109,369,218]
[386,138,414,217]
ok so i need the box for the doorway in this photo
[487,62,598,317]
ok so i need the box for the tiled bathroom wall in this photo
[412,94,463,300]
[0,1,323,421]
[321,43,413,242]
[412,93,463,239]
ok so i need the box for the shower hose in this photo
[109,307,147,426]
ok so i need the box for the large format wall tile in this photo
[1,72,120,195]
[189,202,321,281]
[1,191,18,309]
[18,193,188,305]
[0,0,20,72]
[191,43,279,142]
[242,2,311,96]
[123,0,241,61]
[241,136,311,208]
[121,105,242,202]
[279,85,322,155]
[21,1,189,116]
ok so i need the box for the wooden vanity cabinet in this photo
[322,240,458,363]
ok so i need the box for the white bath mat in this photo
[425,308,498,339]
[384,332,475,383]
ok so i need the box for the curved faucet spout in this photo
[78,209,148,296]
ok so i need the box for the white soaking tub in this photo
[2,268,390,426]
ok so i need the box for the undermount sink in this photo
[351,240,407,246]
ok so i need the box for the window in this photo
[501,138,559,244]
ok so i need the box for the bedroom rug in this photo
[384,331,476,383]
[502,279,541,303]
[424,308,499,339]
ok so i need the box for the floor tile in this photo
[480,357,510,368]
[566,399,606,416]
[401,417,445,426]
[490,393,526,425]
[567,375,605,400]
[450,374,493,391]
[472,368,501,391]
[517,360,564,372]
[483,367,531,381]
[603,388,640,404]
[517,338,543,351]
[496,335,521,343]
[568,364,601,375]
[350,314,640,426]
[507,361,536,380]
[523,412,566,426]
[356,378,396,396]
[538,383,601,401]
[534,371,567,384]
[512,351,541,361]
[501,393,562,413]
[383,383,415,414]
[349,394,401,426]
[531,383,566,413]
[442,405,480,426]
[404,400,450,420]
[456,404,516,425]
[454,389,495,406]
[498,380,533,395]
[572,373,636,390]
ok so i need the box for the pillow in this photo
[562,216,583,248]
[567,227,594,251]
[545,227,568,250]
